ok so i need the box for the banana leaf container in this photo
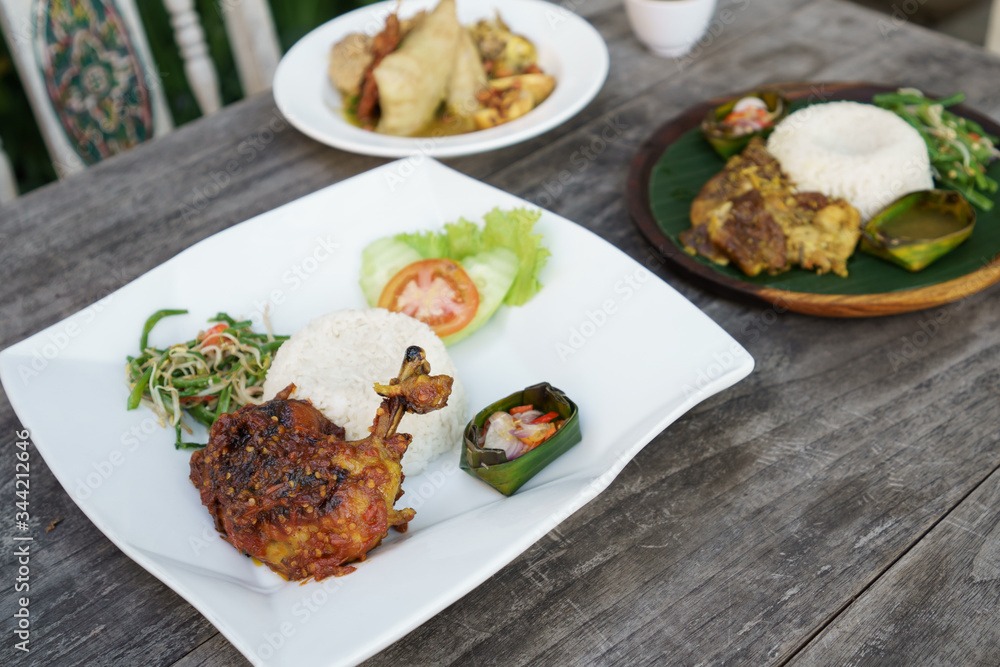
[701,90,789,159]
[860,190,975,271]
[460,383,581,496]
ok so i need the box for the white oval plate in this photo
[272,0,610,158]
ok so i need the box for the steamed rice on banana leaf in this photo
[328,0,556,136]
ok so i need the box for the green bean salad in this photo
[125,310,288,449]
[875,89,1000,211]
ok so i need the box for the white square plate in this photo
[0,159,753,666]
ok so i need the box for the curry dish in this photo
[680,138,862,277]
[328,0,555,136]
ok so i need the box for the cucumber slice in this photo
[442,247,519,346]
[359,238,423,306]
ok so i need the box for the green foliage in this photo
[135,0,245,126]
[271,2,367,52]
[0,0,368,195]
[0,36,58,194]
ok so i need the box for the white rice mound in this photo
[262,309,467,477]
[766,101,934,221]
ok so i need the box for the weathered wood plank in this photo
[2,0,1000,666]
[171,634,250,667]
[790,464,1000,666]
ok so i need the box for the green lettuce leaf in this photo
[481,208,550,305]
[393,207,549,305]
[358,207,549,345]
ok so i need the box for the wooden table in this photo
[3,0,1000,664]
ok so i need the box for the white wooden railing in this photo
[221,0,283,96]
[165,0,222,114]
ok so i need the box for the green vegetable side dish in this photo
[875,89,1000,211]
[460,383,581,496]
[125,310,288,450]
[359,207,550,345]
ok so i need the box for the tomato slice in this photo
[531,411,559,424]
[200,323,228,348]
[378,258,479,337]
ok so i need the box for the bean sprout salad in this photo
[125,310,288,449]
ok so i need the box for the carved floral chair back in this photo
[0,0,281,203]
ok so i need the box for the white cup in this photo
[624,0,719,58]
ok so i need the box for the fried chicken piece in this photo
[683,138,862,277]
[682,138,788,267]
[679,220,731,265]
[689,138,785,229]
[785,197,861,277]
[710,190,787,276]
[189,346,453,581]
